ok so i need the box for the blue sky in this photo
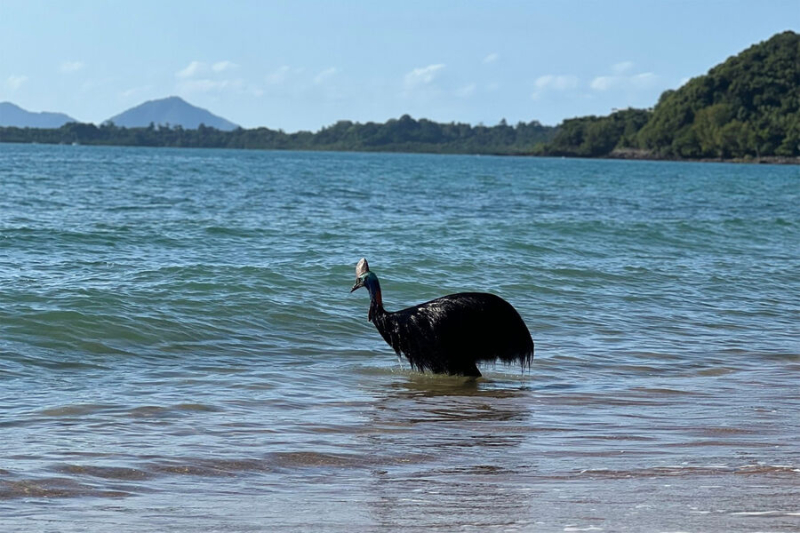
[1,1,797,131]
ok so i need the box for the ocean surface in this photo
[0,143,798,532]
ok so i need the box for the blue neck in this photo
[364,273,384,322]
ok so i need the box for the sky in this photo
[1,1,797,132]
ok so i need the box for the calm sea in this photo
[1,144,798,532]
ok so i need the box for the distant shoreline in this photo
[2,139,799,165]
[600,148,800,166]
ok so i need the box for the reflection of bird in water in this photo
[361,374,532,529]
[350,258,534,377]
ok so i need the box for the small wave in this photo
[575,464,799,479]
[146,458,271,477]
[0,477,131,500]
[38,403,121,417]
[730,510,800,517]
[203,226,268,238]
[54,464,153,481]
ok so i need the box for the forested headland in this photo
[535,31,799,161]
[1,31,797,162]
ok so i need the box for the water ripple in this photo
[0,145,798,531]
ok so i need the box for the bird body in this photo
[351,258,533,377]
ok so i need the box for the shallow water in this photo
[0,144,798,531]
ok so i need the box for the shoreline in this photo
[2,139,799,165]
[601,148,800,165]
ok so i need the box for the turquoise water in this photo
[1,143,798,531]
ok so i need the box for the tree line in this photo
[0,116,555,156]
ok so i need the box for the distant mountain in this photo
[106,96,239,131]
[0,102,77,128]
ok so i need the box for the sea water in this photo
[1,144,798,531]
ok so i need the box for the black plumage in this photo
[350,258,534,377]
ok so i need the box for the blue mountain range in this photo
[0,97,239,130]
[105,96,239,130]
[0,102,76,128]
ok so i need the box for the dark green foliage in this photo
[637,31,800,158]
[537,31,799,160]
[0,116,554,155]
[534,108,651,157]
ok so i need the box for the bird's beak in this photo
[350,278,365,293]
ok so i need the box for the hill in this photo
[0,102,77,128]
[532,108,652,158]
[536,31,800,160]
[638,30,799,158]
[105,96,239,131]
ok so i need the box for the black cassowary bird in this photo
[350,258,534,377]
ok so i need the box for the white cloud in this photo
[266,65,291,85]
[483,53,499,64]
[178,78,244,93]
[120,85,154,99]
[313,67,339,85]
[177,60,239,78]
[590,71,659,91]
[532,74,578,99]
[534,74,579,91]
[404,63,445,88]
[176,61,205,79]
[612,61,634,74]
[631,72,658,88]
[60,61,85,73]
[5,74,28,91]
[590,76,616,91]
[212,61,238,73]
[456,83,477,98]
[174,60,243,93]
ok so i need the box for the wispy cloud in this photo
[588,61,659,92]
[176,60,238,79]
[482,53,499,64]
[119,85,154,99]
[174,61,245,93]
[589,76,616,91]
[5,74,28,91]
[456,83,477,98]
[178,78,244,93]
[212,61,238,73]
[176,61,205,79]
[630,72,658,88]
[531,74,579,99]
[612,61,634,74]
[313,67,339,85]
[404,64,445,88]
[590,71,658,91]
[266,66,291,85]
[60,61,85,73]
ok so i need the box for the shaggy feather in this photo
[351,259,533,377]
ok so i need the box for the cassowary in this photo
[350,258,534,377]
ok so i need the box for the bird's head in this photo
[350,257,372,293]
[351,258,383,321]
